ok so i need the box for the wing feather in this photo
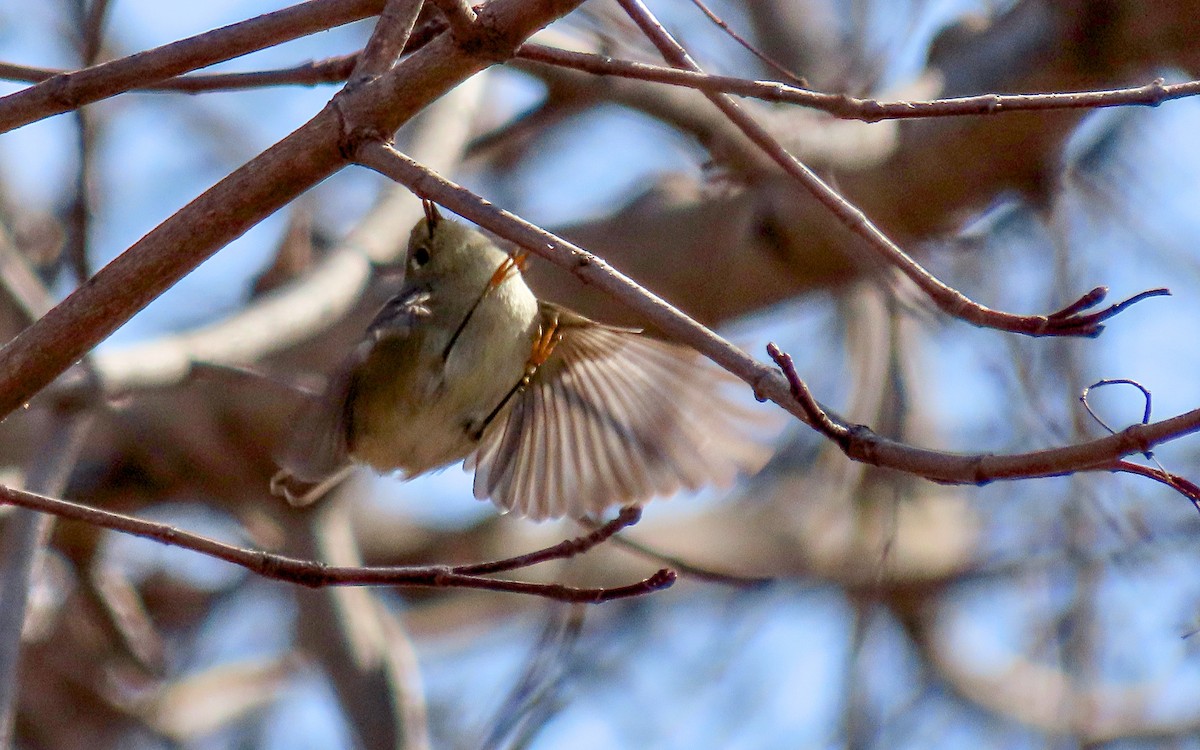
[474,306,777,520]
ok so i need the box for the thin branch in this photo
[64,0,110,286]
[515,45,1200,122]
[1112,460,1200,512]
[0,57,358,92]
[603,531,775,587]
[683,0,805,86]
[454,506,643,575]
[351,0,424,82]
[6,44,1191,119]
[1080,378,1153,437]
[0,225,56,322]
[353,144,1200,488]
[0,484,675,603]
[766,342,850,446]
[612,0,1167,338]
[0,0,386,133]
[479,604,583,748]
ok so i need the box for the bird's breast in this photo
[349,275,540,477]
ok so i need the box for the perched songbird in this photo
[273,201,774,520]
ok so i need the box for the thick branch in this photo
[0,0,386,133]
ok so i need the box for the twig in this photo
[354,144,1200,488]
[1112,460,1200,513]
[1080,378,1153,438]
[0,225,56,322]
[766,341,848,443]
[352,0,423,82]
[515,46,1200,122]
[5,45,1191,119]
[454,506,643,575]
[0,0,386,133]
[1078,379,1200,514]
[684,0,805,86]
[602,531,775,587]
[478,604,583,748]
[612,0,1167,339]
[0,57,359,92]
[63,0,111,286]
[0,484,674,603]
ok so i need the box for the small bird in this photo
[273,201,774,520]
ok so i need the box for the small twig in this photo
[478,604,583,749]
[0,484,674,603]
[514,46,1200,122]
[1079,380,1200,515]
[351,0,423,82]
[1111,460,1200,515]
[766,342,849,445]
[455,506,642,575]
[0,226,57,322]
[0,57,358,92]
[684,0,805,86]
[62,0,111,285]
[601,531,775,587]
[1080,378,1153,436]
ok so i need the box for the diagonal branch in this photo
[351,0,424,82]
[610,0,1166,338]
[355,143,1200,490]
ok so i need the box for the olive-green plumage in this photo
[276,203,774,520]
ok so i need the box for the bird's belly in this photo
[351,281,539,477]
[352,394,479,476]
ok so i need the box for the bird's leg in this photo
[487,249,528,290]
[524,315,560,379]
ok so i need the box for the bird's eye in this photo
[410,246,431,269]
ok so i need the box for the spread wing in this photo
[470,304,774,520]
[274,286,431,496]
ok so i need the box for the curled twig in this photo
[1080,378,1153,438]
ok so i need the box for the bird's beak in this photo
[422,199,440,238]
